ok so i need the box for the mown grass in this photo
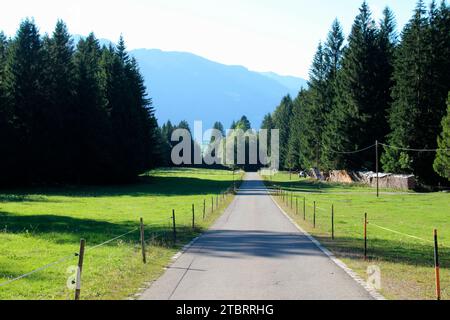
[264,172,449,300]
[0,168,242,300]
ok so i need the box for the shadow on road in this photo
[190,229,322,259]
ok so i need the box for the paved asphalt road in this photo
[140,173,373,300]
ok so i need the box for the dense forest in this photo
[264,0,450,184]
[0,20,160,186]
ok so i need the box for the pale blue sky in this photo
[1,0,432,78]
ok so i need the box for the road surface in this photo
[140,172,373,300]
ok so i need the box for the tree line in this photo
[158,116,252,168]
[264,0,450,184]
[0,20,161,186]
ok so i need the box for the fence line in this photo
[275,188,448,249]
[380,143,450,153]
[0,180,240,291]
[86,228,139,252]
[369,223,448,248]
[0,254,77,288]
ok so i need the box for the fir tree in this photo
[74,33,112,182]
[273,95,293,168]
[40,20,76,181]
[4,19,45,183]
[433,93,450,180]
[382,0,450,183]
[329,1,389,170]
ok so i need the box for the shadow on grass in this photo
[315,234,449,269]
[0,176,236,199]
[0,211,199,247]
[265,179,374,194]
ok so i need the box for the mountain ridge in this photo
[72,36,307,129]
[130,48,306,129]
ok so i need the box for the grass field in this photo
[0,168,241,300]
[264,172,449,300]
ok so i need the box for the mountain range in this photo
[73,36,307,129]
[131,49,307,130]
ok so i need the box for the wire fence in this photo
[0,180,242,299]
[269,184,447,300]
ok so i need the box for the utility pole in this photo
[376,140,379,198]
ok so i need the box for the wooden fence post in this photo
[331,205,335,240]
[172,210,177,244]
[140,218,146,264]
[313,201,316,228]
[74,239,86,300]
[203,199,206,220]
[364,213,368,260]
[303,197,306,221]
[434,229,441,301]
[192,204,195,229]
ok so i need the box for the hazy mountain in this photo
[130,49,306,129]
[70,36,306,130]
[259,72,308,94]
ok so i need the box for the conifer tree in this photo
[433,93,450,180]
[328,1,389,170]
[0,31,13,184]
[4,19,45,183]
[273,95,293,168]
[74,33,112,182]
[382,0,450,183]
[40,20,76,181]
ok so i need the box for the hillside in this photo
[130,49,306,129]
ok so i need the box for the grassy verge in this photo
[263,172,449,300]
[0,168,243,300]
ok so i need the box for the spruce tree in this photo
[0,31,13,185]
[329,1,390,170]
[74,33,112,182]
[299,42,329,170]
[273,95,293,169]
[40,20,76,181]
[433,93,450,180]
[212,121,225,137]
[382,0,450,183]
[4,19,44,183]
[286,94,303,171]
[318,20,345,170]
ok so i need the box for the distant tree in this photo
[235,115,251,131]
[212,121,225,137]
[285,94,303,172]
[273,95,293,169]
[177,120,191,133]
[261,113,275,152]
[433,94,450,180]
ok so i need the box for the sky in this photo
[0,0,432,79]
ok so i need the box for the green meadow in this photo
[265,172,449,300]
[0,168,240,300]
